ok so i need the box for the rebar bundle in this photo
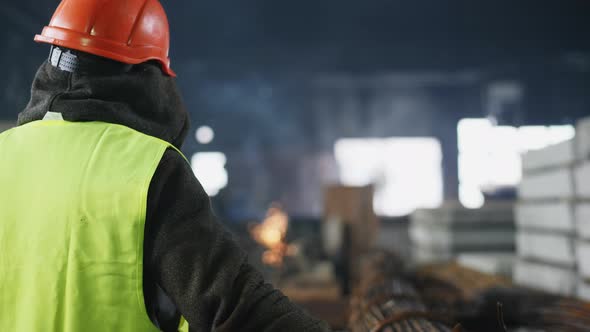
[349,251,454,332]
[537,299,590,330]
[350,251,590,332]
[412,263,511,319]
[413,264,590,332]
[472,289,590,332]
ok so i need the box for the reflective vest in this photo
[0,119,180,331]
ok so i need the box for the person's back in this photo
[0,121,170,331]
[0,0,330,331]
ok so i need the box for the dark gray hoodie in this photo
[18,53,330,332]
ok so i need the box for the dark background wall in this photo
[1,0,589,219]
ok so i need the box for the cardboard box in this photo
[515,202,575,233]
[323,185,378,251]
[324,185,376,223]
[323,185,378,284]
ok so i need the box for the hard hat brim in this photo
[35,26,176,77]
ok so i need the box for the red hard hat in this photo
[34,0,175,76]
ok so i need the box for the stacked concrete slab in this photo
[410,202,515,271]
[457,253,515,277]
[576,117,590,301]
[514,138,578,296]
[514,116,590,300]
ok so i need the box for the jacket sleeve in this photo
[144,149,331,332]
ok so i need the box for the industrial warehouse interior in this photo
[1,0,590,331]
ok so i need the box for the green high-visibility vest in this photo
[0,119,184,331]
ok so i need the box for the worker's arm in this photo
[144,149,330,332]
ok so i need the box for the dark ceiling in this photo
[3,0,589,72]
[1,0,589,123]
[168,0,590,71]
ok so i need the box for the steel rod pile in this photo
[349,252,590,331]
[412,263,511,318]
[413,264,590,332]
[473,290,590,331]
[349,252,455,332]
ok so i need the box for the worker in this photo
[0,1,330,331]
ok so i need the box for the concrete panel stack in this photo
[456,252,514,277]
[514,117,590,300]
[576,117,590,301]
[514,139,578,296]
[410,202,515,269]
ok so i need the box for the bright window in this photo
[458,118,575,209]
[335,138,443,217]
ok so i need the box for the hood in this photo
[18,57,190,149]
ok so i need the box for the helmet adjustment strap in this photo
[49,46,79,73]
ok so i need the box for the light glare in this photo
[335,137,443,217]
[457,118,575,209]
[196,126,215,144]
[191,152,228,196]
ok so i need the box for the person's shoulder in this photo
[156,148,193,175]
[147,147,205,214]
